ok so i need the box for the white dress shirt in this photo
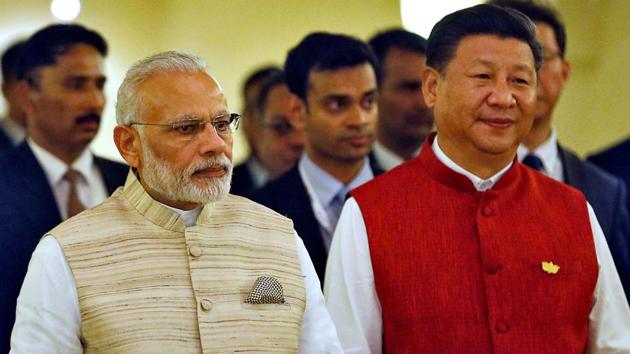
[29,139,108,220]
[517,128,563,181]
[299,153,374,252]
[0,117,25,145]
[11,203,343,354]
[324,136,630,353]
[245,156,270,189]
[372,140,420,171]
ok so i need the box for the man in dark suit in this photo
[588,138,630,212]
[231,66,283,196]
[368,29,433,171]
[232,70,304,196]
[254,33,383,282]
[491,0,630,302]
[0,24,127,352]
[0,40,27,155]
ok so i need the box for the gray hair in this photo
[115,50,207,126]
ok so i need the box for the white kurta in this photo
[12,213,343,354]
[324,137,630,354]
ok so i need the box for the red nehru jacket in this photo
[352,134,598,353]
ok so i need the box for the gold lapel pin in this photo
[541,261,560,274]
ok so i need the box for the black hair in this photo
[241,65,283,101]
[427,4,542,75]
[16,23,108,85]
[1,40,25,83]
[284,32,378,101]
[255,70,287,119]
[488,0,566,58]
[368,28,427,81]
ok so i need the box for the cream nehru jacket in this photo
[52,172,305,353]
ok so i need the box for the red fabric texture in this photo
[352,134,598,354]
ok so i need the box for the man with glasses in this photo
[10,51,341,353]
[231,65,284,196]
[233,70,305,196]
[489,0,630,303]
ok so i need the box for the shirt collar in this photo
[245,156,269,188]
[161,204,202,227]
[28,138,93,186]
[517,128,558,174]
[0,117,25,144]
[299,153,373,206]
[372,140,406,171]
[432,135,512,192]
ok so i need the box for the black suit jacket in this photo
[0,128,14,157]
[253,158,384,283]
[559,144,630,302]
[231,159,256,197]
[0,142,128,353]
[588,137,630,212]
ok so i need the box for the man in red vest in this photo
[324,4,630,353]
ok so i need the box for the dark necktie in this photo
[328,188,347,232]
[522,154,545,172]
[64,169,86,218]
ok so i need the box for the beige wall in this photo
[2,0,628,160]
[554,0,630,156]
[0,0,401,163]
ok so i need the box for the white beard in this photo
[141,145,233,205]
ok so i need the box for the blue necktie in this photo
[328,189,347,232]
[522,154,544,172]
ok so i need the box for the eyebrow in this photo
[64,74,107,81]
[473,59,534,73]
[173,110,230,121]
[171,114,200,122]
[363,88,378,96]
[513,64,535,73]
[269,114,290,122]
[321,93,351,102]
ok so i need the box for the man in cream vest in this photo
[11,51,342,353]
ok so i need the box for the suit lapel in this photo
[0,129,13,154]
[369,151,385,177]
[231,161,256,196]
[284,168,329,281]
[95,156,116,194]
[94,156,129,195]
[557,144,585,190]
[6,143,62,226]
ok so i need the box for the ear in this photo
[288,95,308,130]
[560,59,571,84]
[15,80,35,118]
[1,82,8,98]
[422,67,441,109]
[114,125,142,168]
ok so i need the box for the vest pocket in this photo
[240,303,292,311]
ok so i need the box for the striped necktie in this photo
[63,168,86,218]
